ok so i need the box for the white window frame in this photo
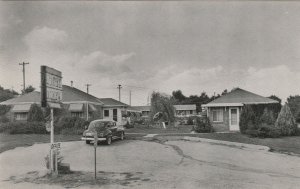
[71,112,84,118]
[104,110,109,117]
[15,112,28,121]
[212,109,223,123]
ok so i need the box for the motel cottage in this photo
[0,85,136,125]
[202,88,279,132]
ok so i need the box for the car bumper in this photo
[81,137,107,141]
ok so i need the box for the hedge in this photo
[0,121,47,134]
[192,117,213,133]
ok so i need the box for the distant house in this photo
[131,106,151,118]
[0,85,104,121]
[174,104,197,117]
[202,88,279,132]
[132,104,197,118]
[98,98,130,125]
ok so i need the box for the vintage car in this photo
[81,119,125,145]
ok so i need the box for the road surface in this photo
[0,138,300,188]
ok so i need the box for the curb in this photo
[183,136,270,152]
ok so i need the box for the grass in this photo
[125,124,194,134]
[155,133,300,155]
[0,133,146,154]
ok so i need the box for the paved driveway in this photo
[0,139,300,189]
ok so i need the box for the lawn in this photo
[0,133,146,154]
[155,133,300,155]
[125,124,194,134]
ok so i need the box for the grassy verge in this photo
[154,133,300,155]
[0,133,145,154]
[125,124,193,134]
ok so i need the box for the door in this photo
[113,109,118,122]
[229,108,239,131]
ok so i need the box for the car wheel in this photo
[120,132,124,140]
[106,136,112,145]
[86,140,90,144]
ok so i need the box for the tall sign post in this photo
[94,132,98,180]
[41,66,62,174]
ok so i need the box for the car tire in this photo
[106,136,112,145]
[120,132,124,140]
[86,140,90,144]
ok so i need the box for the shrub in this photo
[257,124,281,138]
[0,105,11,116]
[55,116,88,134]
[186,117,195,125]
[0,121,47,134]
[275,104,298,136]
[0,115,9,123]
[260,108,276,125]
[239,105,257,133]
[27,104,44,122]
[192,117,213,133]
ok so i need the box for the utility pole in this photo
[129,90,131,106]
[117,84,122,102]
[19,62,29,93]
[85,84,91,94]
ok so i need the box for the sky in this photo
[0,1,300,105]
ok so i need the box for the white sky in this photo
[1,1,300,105]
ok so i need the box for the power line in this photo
[19,62,29,92]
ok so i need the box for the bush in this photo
[0,115,9,123]
[257,124,281,138]
[192,117,213,133]
[0,121,47,134]
[186,117,195,125]
[245,124,281,138]
[260,108,276,125]
[239,105,257,133]
[275,104,298,136]
[0,105,11,116]
[55,116,88,134]
[27,104,44,122]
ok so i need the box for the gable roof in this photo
[62,85,103,104]
[131,106,151,112]
[0,85,104,105]
[98,98,128,107]
[174,104,196,111]
[203,88,278,107]
[0,91,40,105]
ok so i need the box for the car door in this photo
[109,121,118,138]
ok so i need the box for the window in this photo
[190,110,193,115]
[15,113,28,121]
[104,110,109,117]
[71,112,84,118]
[212,110,223,122]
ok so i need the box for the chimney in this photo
[71,81,73,87]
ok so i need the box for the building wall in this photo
[208,106,242,132]
[208,107,229,132]
[103,107,126,126]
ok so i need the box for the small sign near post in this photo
[41,66,62,175]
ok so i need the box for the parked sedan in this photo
[81,119,125,145]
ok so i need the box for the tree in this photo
[27,104,44,122]
[275,104,297,136]
[150,92,175,124]
[22,85,35,94]
[287,95,300,123]
[172,90,186,102]
[221,89,228,96]
[268,95,282,104]
[0,85,19,102]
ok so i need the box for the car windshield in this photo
[88,121,109,132]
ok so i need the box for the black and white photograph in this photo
[0,1,300,188]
